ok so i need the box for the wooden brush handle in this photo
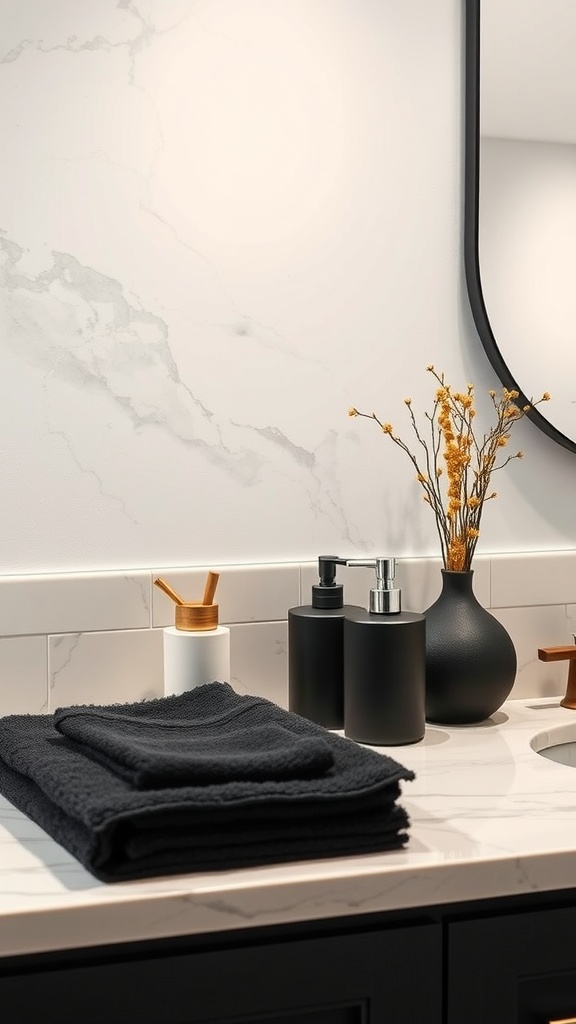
[202,571,220,606]
[154,578,186,606]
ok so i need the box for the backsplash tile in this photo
[494,604,569,700]
[48,629,163,710]
[0,637,48,714]
[230,621,289,709]
[152,563,300,627]
[400,556,491,611]
[0,553,572,717]
[0,572,151,637]
[395,557,444,612]
[491,550,576,608]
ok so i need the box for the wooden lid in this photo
[175,603,219,631]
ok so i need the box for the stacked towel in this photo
[0,682,414,883]
[53,706,337,787]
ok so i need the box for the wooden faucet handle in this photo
[538,646,576,663]
[538,646,576,710]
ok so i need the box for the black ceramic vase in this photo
[424,569,517,724]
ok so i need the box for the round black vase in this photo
[424,570,517,724]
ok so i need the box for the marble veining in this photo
[2,0,399,574]
[2,697,576,958]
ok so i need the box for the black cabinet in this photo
[0,920,442,1024]
[447,904,576,1024]
[6,891,576,1023]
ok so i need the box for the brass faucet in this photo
[538,636,576,709]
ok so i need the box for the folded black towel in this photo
[0,682,415,883]
[53,702,335,788]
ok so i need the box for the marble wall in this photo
[1,2,576,714]
[2,0,575,581]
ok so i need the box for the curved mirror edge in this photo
[463,0,576,456]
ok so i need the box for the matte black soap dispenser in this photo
[288,555,362,729]
[344,557,425,745]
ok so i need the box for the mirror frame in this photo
[464,0,576,455]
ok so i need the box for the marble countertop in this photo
[2,696,576,959]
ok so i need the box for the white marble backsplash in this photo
[0,551,575,716]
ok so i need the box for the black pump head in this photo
[317,555,346,586]
[313,555,347,608]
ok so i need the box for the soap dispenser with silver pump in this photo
[343,557,425,745]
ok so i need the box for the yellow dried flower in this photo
[454,392,473,409]
[349,367,550,571]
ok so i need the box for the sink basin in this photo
[531,722,576,766]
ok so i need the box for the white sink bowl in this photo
[531,721,576,767]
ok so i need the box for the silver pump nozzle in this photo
[346,557,401,614]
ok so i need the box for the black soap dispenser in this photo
[288,555,362,728]
[343,557,425,745]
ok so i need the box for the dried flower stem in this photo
[349,367,550,571]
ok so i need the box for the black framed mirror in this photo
[464,0,576,455]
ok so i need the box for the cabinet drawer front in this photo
[448,906,576,1024]
[0,922,442,1024]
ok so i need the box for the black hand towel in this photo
[0,682,415,883]
[53,701,335,788]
